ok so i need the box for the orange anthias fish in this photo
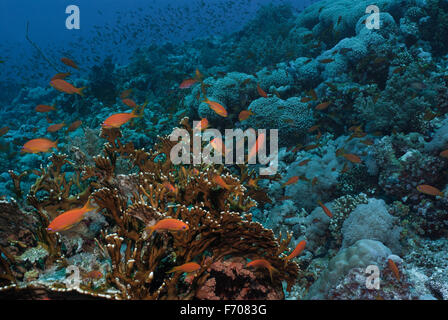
[388,258,400,281]
[343,153,362,164]
[146,218,189,236]
[315,101,332,110]
[213,175,231,190]
[122,98,137,108]
[102,110,140,129]
[416,185,444,197]
[301,96,313,103]
[281,176,299,188]
[203,98,228,117]
[83,270,103,280]
[67,120,82,132]
[309,89,318,101]
[257,83,268,98]
[194,118,209,131]
[195,68,204,81]
[298,159,311,166]
[304,144,319,151]
[210,137,228,156]
[50,79,85,96]
[318,201,333,218]
[246,259,277,281]
[120,88,133,99]
[22,138,58,153]
[238,110,254,121]
[316,130,322,141]
[319,58,335,64]
[248,132,265,162]
[179,78,198,89]
[162,181,178,194]
[360,139,374,146]
[51,72,71,81]
[440,150,448,158]
[308,125,320,133]
[61,57,79,69]
[47,122,65,133]
[47,200,96,233]
[285,240,306,262]
[167,262,201,274]
[35,104,56,113]
[0,126,10,137]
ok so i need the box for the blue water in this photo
[0,0,316,88]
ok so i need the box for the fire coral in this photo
[0,117,299,300]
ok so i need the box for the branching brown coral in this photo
[16,153,94,265]
[80,118,299,299]
[27,153,92,217]
[0,245,15,288]
[7,117,300,300]
[8,170,29,200]
[194,257,284,300]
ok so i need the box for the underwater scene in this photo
[1,0,448,302]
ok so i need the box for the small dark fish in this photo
[325,82,338,91]
[304,144,319,151]
[0,126,9,137]
[315,101,331,110]
[423,110,438,121]
[303,58,313,65]
[301,96,313,103]
[318,58,335,64]
[241,78,252,86]
[339,48,353,54]
[373,57,387,64]
[393,66,406,74]
[410,82,426,90]
[67,120,82,133]
[336,16,342,25]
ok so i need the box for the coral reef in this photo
[2,0,448,300]
[1,119,299,299]
[341,198,403,254]
[194,257,284,300]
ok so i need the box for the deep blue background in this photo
[0,0,319,89]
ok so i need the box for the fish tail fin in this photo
[78,87,86,97]
[54,140,59,150]
[268,266,277,282]
[146,226,155,238]
[83,199,97,212]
